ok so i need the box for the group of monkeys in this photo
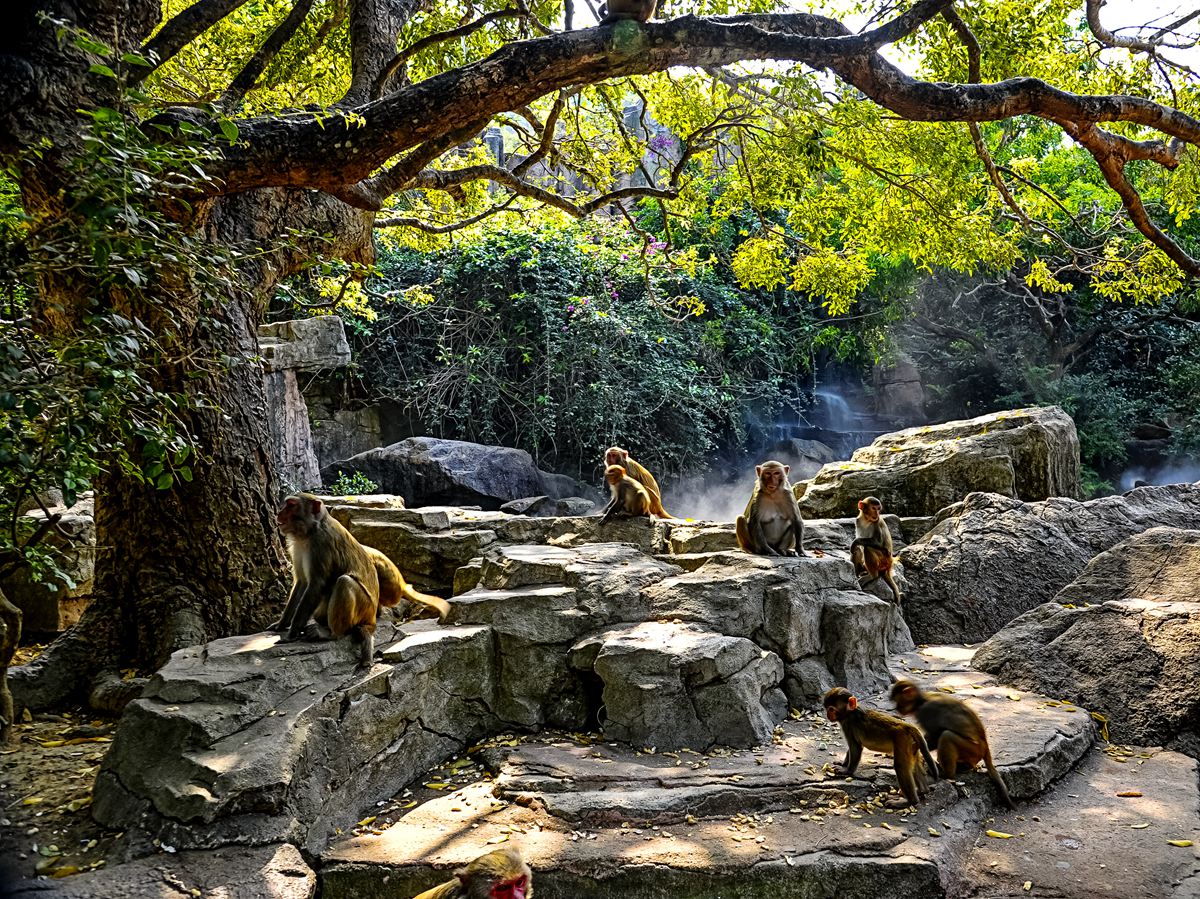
[604,450,902,603]
[271,444,1008,899]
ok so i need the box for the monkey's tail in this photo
[917,733,939,781]
[401,582,451,622]
[983,744,1015,809]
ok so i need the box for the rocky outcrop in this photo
[973,527,1200,755]
[798,406,1081,518]
[872,352,925,421]
[899,485,1200,643]
[500,495,596,517]
[1,494,94,632]
[321,437,586,510]
[258,316,352,491]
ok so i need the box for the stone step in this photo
[317,653,1098,899]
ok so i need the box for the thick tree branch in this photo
[1086,0,1200,52]
[138,0,253,80]
[343,0,425,106]
[219,0,316,111]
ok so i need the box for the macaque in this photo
[823,687,937,809]
[272,493,448,669]
[603,446,672,518]
[735,460,806,557]
[851,496,901,604]
[890,679,1015,809]
[598,0,656,25]
[599,464,652,525]
[412,847,532,899]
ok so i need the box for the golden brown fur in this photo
[823,687,937,809]
[604,446,672,518]
[367,546,450,620]
[735,460,806,557]
[851,496,901,603]
[412,847,532,899]
[599,464,652,524]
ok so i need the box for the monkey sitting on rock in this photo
[603,445,673,518]
[735,460,806,557]
[272,493,450,669]
[851,495,902,604]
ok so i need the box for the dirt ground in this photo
[0,645,125,892]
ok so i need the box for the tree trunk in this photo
[0,588,21,743]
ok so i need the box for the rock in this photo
[258,316,351,373]
[311,406,382,470]
[570,622,787,749]
[798,406,1082,518]
[91,621,499,852]
[872,352,925,421]
[1053,526,1200,606]
[499,496,596,517]
[543,515,671,554]
[540,471,594,500]
[321,438,549,510]
[900,485,1200,643]
[766,437,840,480]
[348,519,496,593]
[3,843,315,899]
[974,598,1200,755]
[264,370,322,490]
[1,495,94,633]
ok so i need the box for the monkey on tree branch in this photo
[3,0,1200,708]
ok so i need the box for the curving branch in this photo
[219,0,316,111]
[137,0,254,80]
[1085,0,1200,53]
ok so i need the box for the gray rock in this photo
[264,370,321,490]
[1054,525,1200,606]
[766,437,840,480]
[499,496,596,517]
[798,405,1082,518]
[901,485,1200,643]
[321,437,548,510]
[4,843,315,899]
[258,316,351,373]
[347,519,496,593]
[91,621,499,852]
[974,596,1200,755]
[872,351,925,421]
[570,622,787,749]
[1,495,94,633]
[311,405,382,470]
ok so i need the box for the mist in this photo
[1119,461,1200,491]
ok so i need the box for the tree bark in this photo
[0,588,20,743]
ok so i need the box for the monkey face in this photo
[605,447,627,467]
[604,464,626,484]
[890,681,919,715]
[491,874,529,899]
[822,687,856,721]
[859,497,883,522]
[757,463,788,493]
[277,495,321,536]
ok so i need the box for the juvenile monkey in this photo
[851,496,902,604]
[890,679,1015,809]
[823,686,937,809]
[272,494,448,668]
[603,446,672,518]
[599,464,652,525]
[735,460,806,557]
[412,846,532,899]
[598,0,656,25]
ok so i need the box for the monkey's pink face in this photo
[758,466,786,493]
[860,502,882,523]
[491,874,528,899]
[277,497,320,535]
[605,449,626,467]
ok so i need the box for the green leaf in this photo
[218,120,239,143]
[88,64,117,79]
[155,472,174,490]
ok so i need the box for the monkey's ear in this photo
[308,497,323,517]
[857,500,866,511]
[847,695,858,711]
[783,464,790,475]
[755,465,763,476]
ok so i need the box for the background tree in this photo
[5,0,1200,706]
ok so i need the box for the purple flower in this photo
[582,298,589,305]
[611,290,618,298]
[567,304,575,312]
[620,253,629,261]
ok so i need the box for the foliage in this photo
[310,221,898,481]
[0,30,225,585]
[324,471,380,496]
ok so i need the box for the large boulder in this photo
[321,438,575,510]
[798,406,1081,518]
[973,598,1200,756]
[1,494,94,633]
[899,485,1200,643]
[569,622,787,749]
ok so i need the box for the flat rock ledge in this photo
[92,536,913,854]
[318,651,1097,899]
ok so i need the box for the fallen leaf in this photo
[1007,693,1021,701]
[1023,881,1032,891]
[50,866,82,879]
[986,830,1015,839]
[1116,791,1143,798]
[357,816,376,827]
[21,797,44,807]
[486,834,509,844]
[1167,840,1194,847]
[928,827,941,837]
[1131,823,1151,829]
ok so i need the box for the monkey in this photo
[368,545,451,622]
[412,846,532,899]
[598,0,656,25]
[603,446,673,518]
[823,686,938,810]
[598,464,652,525]
[735,460,806,557]
[850,496,902,604]
[271,493,448,669]
[890,679,1015,810]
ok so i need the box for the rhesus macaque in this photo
[735,460,806,557]
[598,0,656,25]
[603,446,673,518]
[851,496,902,604]
[599,464,652,525]
[823,686,938,809]
[272,493,449,669]
[412,846,532,899]
[890,679,1015,809]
